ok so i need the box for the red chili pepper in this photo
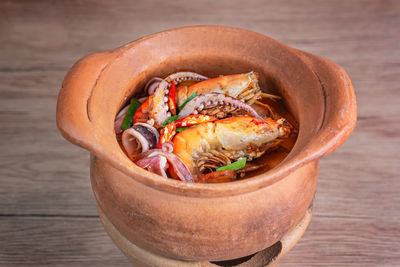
[157,122,176,148]
[175,114,217,127]
[250,119,264,125]
[168,80,177,115]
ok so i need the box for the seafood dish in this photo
[114,71,297,183]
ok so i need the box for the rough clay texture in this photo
[97,203,313,266]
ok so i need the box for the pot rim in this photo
[57,25,357,197]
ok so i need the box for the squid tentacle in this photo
[165,72,209,84]
[178,93,266,123]
[150,72,208,126]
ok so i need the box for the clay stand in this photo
[98,203,313,267]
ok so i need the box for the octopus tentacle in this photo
[178,93,266,123]
[164,72,208,84]
[150,72,208,126]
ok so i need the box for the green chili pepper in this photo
[161,115,179,128]
[121,98,142,130]
[178,92,198,112]
[216,158,247,171]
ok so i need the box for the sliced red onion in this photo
[138,96,148,103]
[134,149,194,182]
[136,155,168,177]
[145,77,163,95]
[115,99,149,134]
[114,105,130,134]
[114,116,125,134]
[116,105,129,120]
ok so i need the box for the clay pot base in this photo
[97,203,313,267]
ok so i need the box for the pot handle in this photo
[56,52,117,152]
[298,51,357,158]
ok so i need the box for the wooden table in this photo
[1,1,399,266]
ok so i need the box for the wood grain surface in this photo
[1,0,399,266]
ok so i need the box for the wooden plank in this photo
[1,0,399,70]
[280,215,400,266]
[0,216,130,267]
[0,71,97,216]
[0,215,398,266]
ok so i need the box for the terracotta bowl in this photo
[56,26,356,261]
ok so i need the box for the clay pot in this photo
[56,26,356,261]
